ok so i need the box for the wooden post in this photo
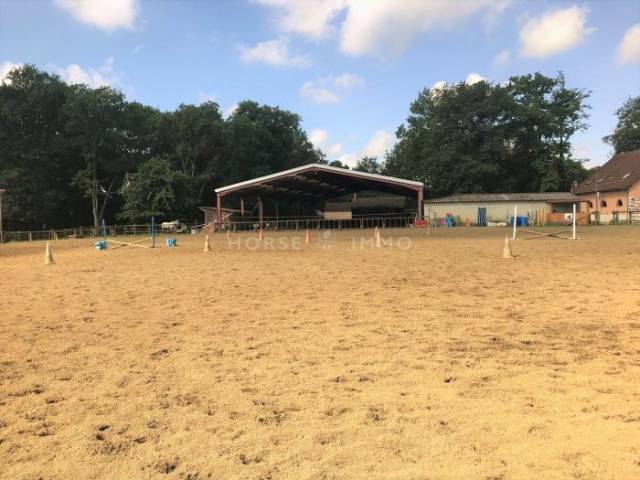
[216,193,222,229]
[258,197,264,229]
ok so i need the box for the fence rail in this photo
[4,210,635,244]
[0,223,197,243]
[0,214,420,243]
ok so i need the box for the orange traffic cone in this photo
[258,228,264,241]
[204,234,211,253]
[305,228,310,244]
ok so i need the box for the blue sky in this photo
[1,0,639,167]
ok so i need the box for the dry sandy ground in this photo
[1,226,639,480]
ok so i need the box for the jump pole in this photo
[572,204,576,240]
[512,205,518,240]
[151,216,156,248]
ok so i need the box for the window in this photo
[622,173,631,180]
[617,199,623,207]
[601,200,607,208]
[588,201,593,208]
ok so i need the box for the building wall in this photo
[629,180,640,211]
[424,201,553,224]
[576,189,630,213]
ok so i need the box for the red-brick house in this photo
[573,149,640,222]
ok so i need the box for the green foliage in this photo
[222,100,322,184]
[0,66,84,229]
[328,160,349,169]
[385,73,590,196]
[0,66,321,229]
[118,156,189,222]
[155,102,225,212]
[354,156,382,174]
[603,96,640,154]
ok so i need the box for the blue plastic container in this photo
[510,216,529,227]
[166,238,177,247]
[95,240,107,250]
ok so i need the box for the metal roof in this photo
[425,192,585,203]
[215,163,423,199]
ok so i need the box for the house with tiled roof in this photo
[572,149,640,222]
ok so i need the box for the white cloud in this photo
[339,0,509,57]
[255,0,511,58]
[338,153,358,168]
[493,49,511,66]
[362,129,394,158]
[309,129,342,156]
[53,57,123,89]
[333,72,363,89]
[239,37,311,68]
[309,128,329,146]
[316,129,395,166]
[254,0,344,39]
[223,103,238,118]
[300,72,363,104]
[300,82,340,104]
[133,44,144,54]
[431,80,447,91]
[197,92,217,103]
[430,73,485,93]
[54,0,139,30]
[483,0,512,32]
[519,5,594,59]
[618,23,640,64]
[0,62,23,84]
[465,72,485,85]
[328,143,342,156]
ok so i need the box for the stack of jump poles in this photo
[512,204,577,241]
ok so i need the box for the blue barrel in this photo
[510,216,529,227]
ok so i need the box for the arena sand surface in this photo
[1,226,639,480]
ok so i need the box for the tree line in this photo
[0,66,323,230]
[1,66,637,230]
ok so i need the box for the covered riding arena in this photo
[210,164,424,230]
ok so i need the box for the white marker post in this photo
[572,203,576,240]
[512,205,518,240]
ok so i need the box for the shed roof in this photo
[214,163,423,200]
[573,149,640,194]
[425,192,584,203]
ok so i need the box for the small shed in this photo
[424,193,587,225]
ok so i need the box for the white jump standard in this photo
[513,204,578,241]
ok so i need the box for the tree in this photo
[118,156,189,222]
[156,102,225,216]
[0,65,85,229]
[603,96,640,154]
[385,73,590,196]
[354,156,382,174]
[222,101,322,184]
[328,160,349,169]
[63,85,133,228]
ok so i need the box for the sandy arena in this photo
[1,226,639,479]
